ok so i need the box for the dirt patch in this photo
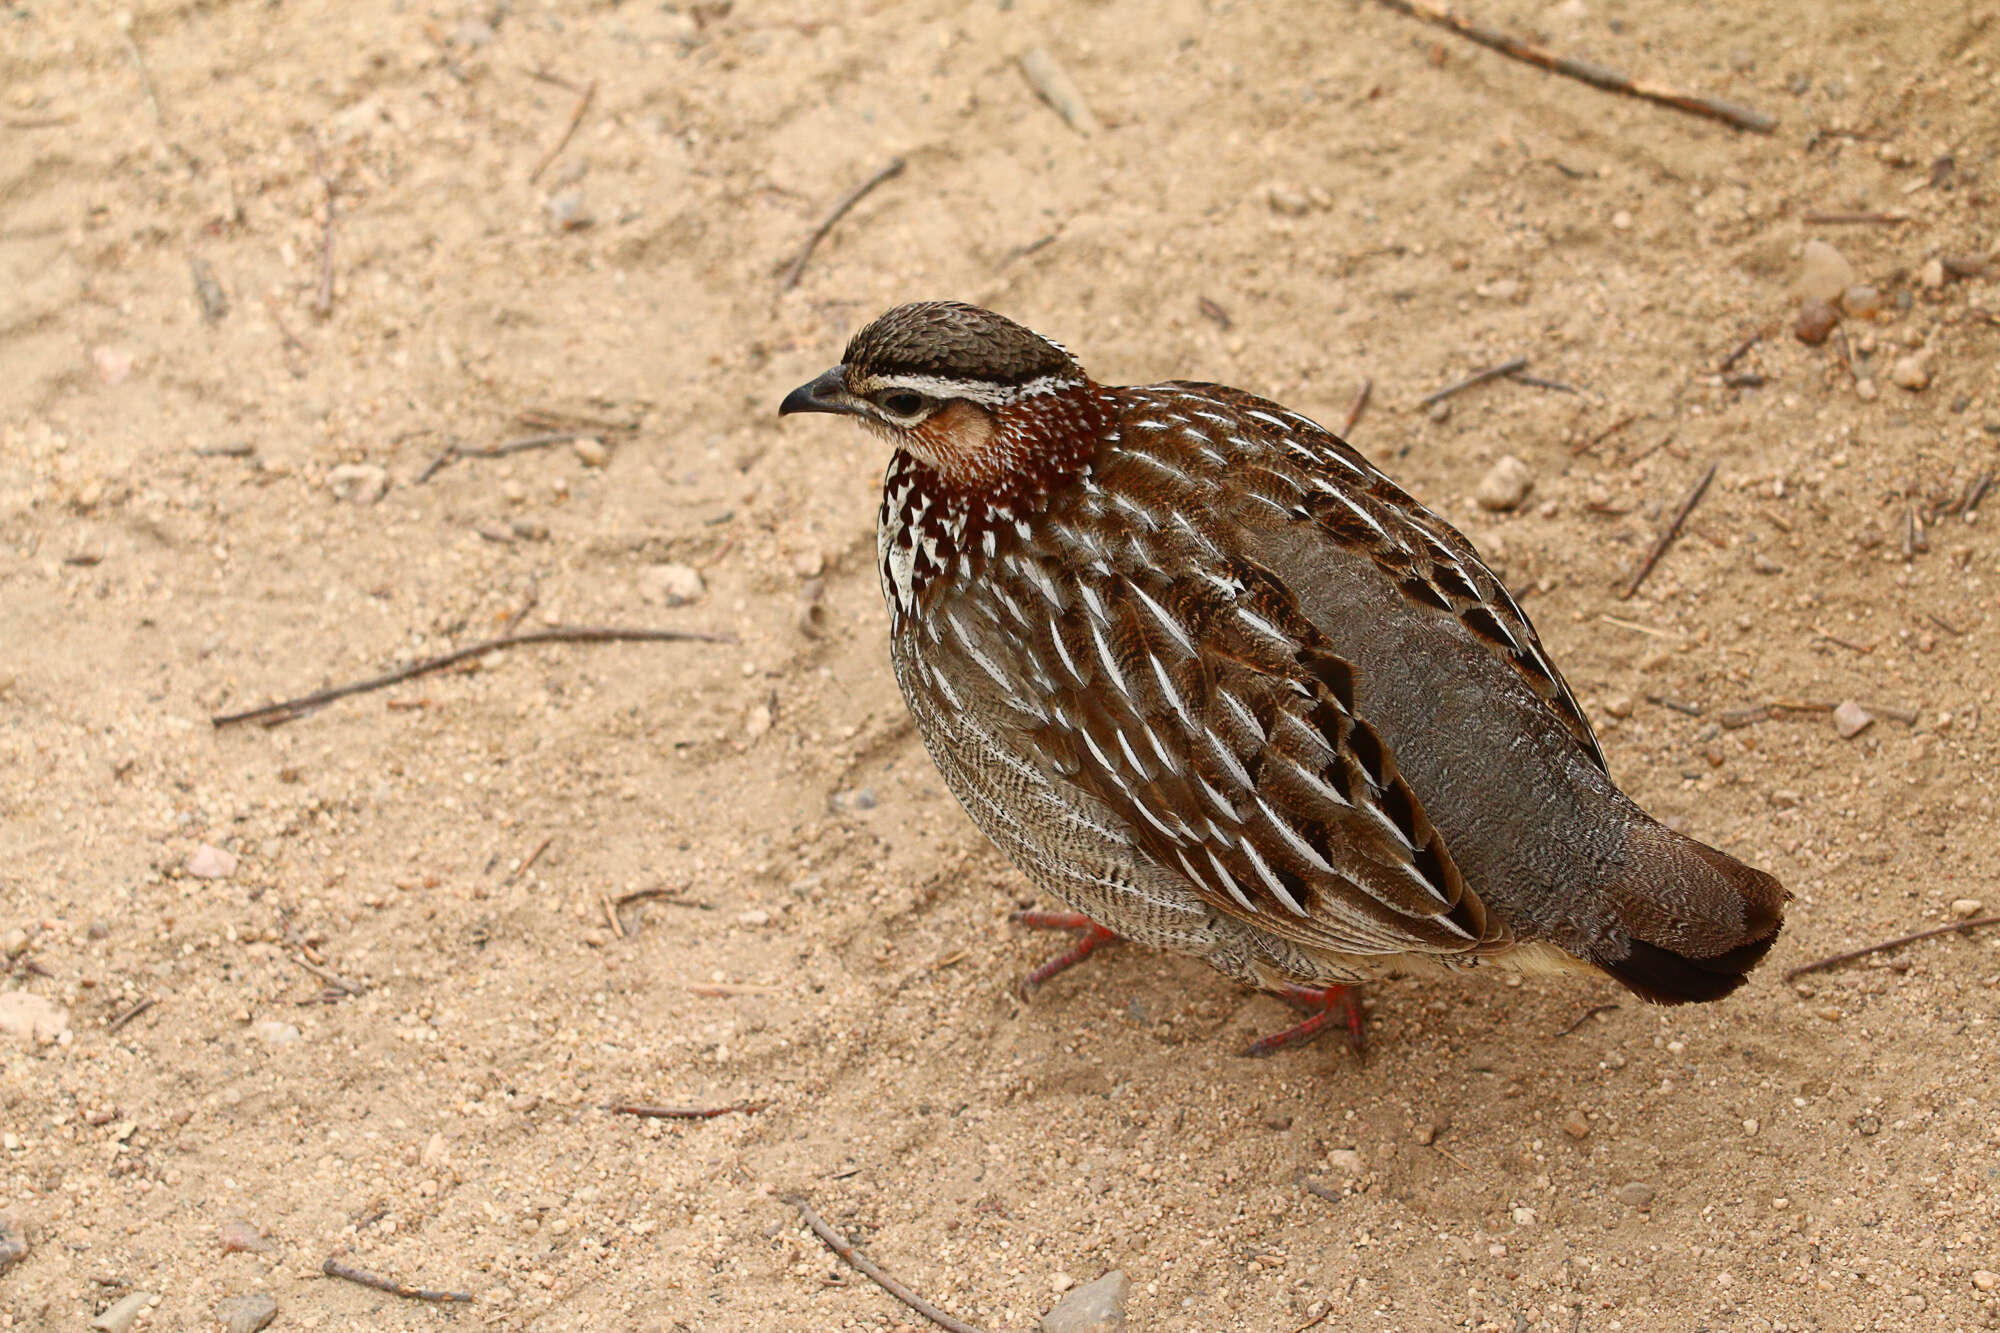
[3,1,1997,1330]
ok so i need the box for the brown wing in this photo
[984,510,1497,960]
[1160,382,1608,774]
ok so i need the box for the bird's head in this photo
[778,302,1106,496]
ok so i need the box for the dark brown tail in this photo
[1593,822,1789,1004]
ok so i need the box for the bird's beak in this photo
[779,366,866,418]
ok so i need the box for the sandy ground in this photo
[4,1,1999,1330]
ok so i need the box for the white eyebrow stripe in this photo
[851,369,1083,406]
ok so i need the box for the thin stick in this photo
[780,157,906,290]
[1784,918,1999,982]
[106,998,157,1033]
[786,1195,989,1333]
[1572,411,1637,456]
[119,26,166,127]
[1810,624,1873,655]
[1294,1169,1343,1204]
[322,1258,473,1305]
[529,79,596,185]
[1418,355,1528,408]
[502,834,553,885]
[290,953,365,996]
[211,625,736,728]
[605,1101,767,1119]
[614,886,714,912]
[602,892,624,938]
[310,137,336,319]
[1644,695,1702,718]
[1506,369,1581,395]
[1554,1002,1619,1037]
[1622,458,1717,599]
[1291,1310,1334,1333]
[1801,211,1911,225]
[455,430,600,459]
[261,294,309,358]
[1716,331,1763,373]
[1367,0,1776,134]
[1340,378,1373,436]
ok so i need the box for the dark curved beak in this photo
[778,366,864,418]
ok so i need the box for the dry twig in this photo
[1784,918,1999,983]
[786,1195,989,1333]
[605,1101,767,1120]
[322,1258,472,1305]
[1801,211,1911,225]
[290,953,365,997]
[529,78,596,185]
[1419,356,1528,408]
[1367,0,1776,133]
[781,157,906,290]
[212,626,735,728]
[1622,459,1717,599]
[310,137,337,318]
[106,998,157,1033]
[1554,1002,1620,1037]
[1340,378,1374,436]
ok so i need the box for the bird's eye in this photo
[878,391,929,417]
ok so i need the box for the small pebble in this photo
[1511,1206,1537,1226]
[217,1219,273,1253]
[252,1019,302,1047]
[0,991,70,1044]
[1768,789,1801,809]
[1561,1111,1590,1139]
[1798,238,1855,303]
[1475,455,1534,511]
[545,190,594,230]
[1889,353,1930,391]
[1412,1122,1437,1146]
[0,1214,25,1274]
[510,518,550,542]
[1266,184,1311,217]
[328,463,389,505]
[1950,899,1985,919]
[0,927,25,955]
[1840,283,1882,318]
[216,1293,279,1333]
[1602,693,1634,720]
[188,843,238,879]
[570,436,608,467]
[1752,552,1784,575]
[1919,257,1947,290]
[1040,1269,1129,1333]
[1050,1271,1075,1293]
[1615,1182,1656,1208]
[1327,1148,1364,1173]
[1832,700,1874,739]
[91,1292,154,1333]
[1427,400,1451,424]
[639,562,705,606]
[736,908,771,928]
[1793,298,1838,345]
[1853,376,1878,402]
[1972,1270,1998,1292]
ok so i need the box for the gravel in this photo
[1041,1269,1130,1333]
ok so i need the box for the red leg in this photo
[1010,911,1121,995]
[1241,983,1366,1058]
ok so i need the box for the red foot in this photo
[1010,911,1121,995]
[1241,983,1366,1058]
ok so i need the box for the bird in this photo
[779,301,1786,1053]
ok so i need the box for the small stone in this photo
[1602,693,1634,720]
[252,1019,302,1047]
[1412,1122,1437,1145]
[1266,184,1311,216]
[570,436,608,467]
[0,1214,25,1274]
[1561,1111,1590,1139]
[1610,209,1633,230]
[91,1292,154,1333]
[217,1293,279,1333]
[1752,552,1784,575]
[1615,1182,1656,1208]
[1919,257,1947,290]
[1427,399,1451,424]
[1768,789,1801,810]
[639,562,705,606]
[510,518,550,542]
[0,991,70,1044]
[1840,283,1882,318]
[1040,1269,1129,1333]
[1327,1148,1364,1173]
[1511,1206,1537,1226]
[1817,1005,1844,1023]
[1832,700,1874,739]
[188,843,238,879]
[1793,298,1839,345]
[1050,1271,1075,1293]
[217,1219,273,1253]
[736,908,771,928]
[545,190,594,230]
[1475,455,1534,512]
[1853,376,1878,402]
[92,345,135,386]
[832,786,877,812]
[328,463,389,505]
[1972,1270,1998,1292]
[1743,1117,1760,1136]
[743,700,773,743]
[1950,899,1985,919]
[0,927,25,955]
[1889,353,1930,391]
[1798,238,1856,303]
